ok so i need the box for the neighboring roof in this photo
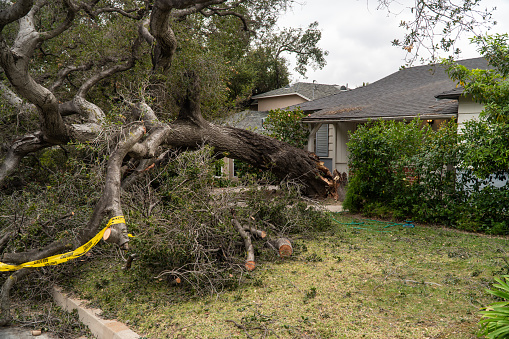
[251,82,346,101]
[299,58,489,123]
[435,87,465,99]
[220,110,268,133]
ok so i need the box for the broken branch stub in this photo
[243,226,266,239]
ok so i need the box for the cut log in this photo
[167,276,181,285]
[245,261,256,271]
[232,218,255,271]
[272,238,293,257]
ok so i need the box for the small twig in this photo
[0,232,13,251]
[288,281,302,293]
[225,320,255,339]
[147,201,160,217]
[403,279,442,286]
[373,274,390,291]
[41,212,74,229]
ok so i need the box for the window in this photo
[315,124,329,157]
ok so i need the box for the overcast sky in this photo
[277,0,509,88]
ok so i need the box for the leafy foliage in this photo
[345,35,509,233]
[343,118,509,233]
[460,119,509,179]
[263,108,309,149]
[445,34,509,123]
[343,119,429,214]
[384,0,495,63]
[479,276,509,339]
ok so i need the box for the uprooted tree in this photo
[0,0,339,325]
[0,0,497,326]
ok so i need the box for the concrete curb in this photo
[52,286,141,339]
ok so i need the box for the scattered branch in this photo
[232,217,255,271]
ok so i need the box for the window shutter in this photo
[315,124,329,157]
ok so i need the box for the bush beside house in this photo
[343,118,509,234]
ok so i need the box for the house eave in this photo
[302,114,457,124]
[252,92,311,101]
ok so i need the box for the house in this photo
[295,57,488,177]
[218,82,348,179]
[250,82,347,111]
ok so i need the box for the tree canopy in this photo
[443,33,509,178]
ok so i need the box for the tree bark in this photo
[164,119,333,197]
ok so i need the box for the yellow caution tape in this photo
[0,216,125,272]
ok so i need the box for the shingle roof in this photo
[220,110,268,133]
[251,82,345,101]
[299,58,488,122]
[435,87,465,99]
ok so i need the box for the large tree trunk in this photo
[167,119,333,197]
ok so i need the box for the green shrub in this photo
[343,118,428,215]
[344,117,508,232]
[263,107,309,149]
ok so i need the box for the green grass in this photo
[61,213,509,338]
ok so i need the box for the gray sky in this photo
[277,0,509,88]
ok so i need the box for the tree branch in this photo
[199,7,250,31]
[49,62,94,92]
[78,124,146,249]
[76,37,142,98]
[0,0,34,30]
[39,0,78,41]
[171,0,225,18]
[0,269,30,326]
[0,132,50,187]
[0,81,37,119]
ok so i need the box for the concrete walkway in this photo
[307,203,343,213]
[0,327,57,338]
[323,204,343,212]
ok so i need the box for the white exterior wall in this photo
[457,95,483,132]
[327,124,333,156]
[333,122,357,174]
[257,95,307,111]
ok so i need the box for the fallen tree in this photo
[0,0,492,326]
[0,0,338,325]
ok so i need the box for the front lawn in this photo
[60,212,508,338]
